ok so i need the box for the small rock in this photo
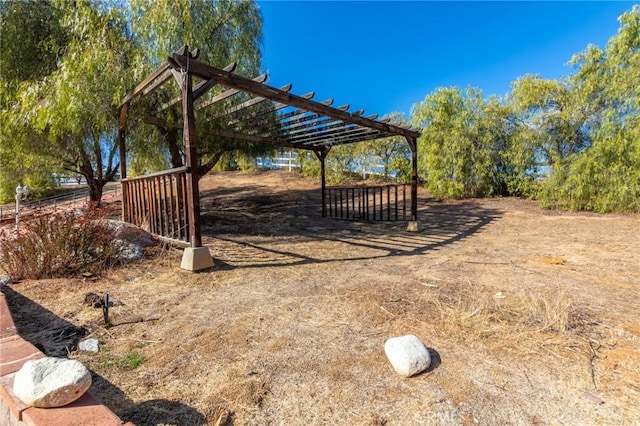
[581,391,605,405]
[13,357,91,407]
[384,335,431,377]
[0,275,12,286]
[78,338,99,352]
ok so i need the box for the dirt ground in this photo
[3,170,639,425]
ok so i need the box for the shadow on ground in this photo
[2,286,206,425]
[199,181,501,269]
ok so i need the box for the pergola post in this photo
[179,57,213,271]
[314,148,330,217]
[406,136,421,232]
[118,103,129,180]
[118,103,129,222]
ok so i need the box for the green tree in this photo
[4,0,139,203]
[359,112,412,181]
[510,75,591,170]
[0,0,69,201]
[412,87,497,198]
[483,97,539,196]
[0,0,68,100]
[540,6,640,212]
[126,0,267,178]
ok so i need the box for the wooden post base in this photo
[406,221,422,232]
[180,247,214,271]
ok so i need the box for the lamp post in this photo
[15,184,30,231]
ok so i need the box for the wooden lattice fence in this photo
[325,184,410,221]
[121,167,190,242]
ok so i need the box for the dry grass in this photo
[4,171,639,425]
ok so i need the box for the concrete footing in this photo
[406,221,422,232]
[180,247,214,271]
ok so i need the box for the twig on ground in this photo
[380,305,396,318]
[588,338,601,390]
[114,337,163,344]
[108,317,160,328]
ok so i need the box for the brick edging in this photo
[0,292,131,425]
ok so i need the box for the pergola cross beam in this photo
[167,52,420,140]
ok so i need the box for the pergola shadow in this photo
[198,183,501,269]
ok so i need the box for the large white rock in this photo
[384,335,431,377]
[13,357,92,407]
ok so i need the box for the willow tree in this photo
[540,5,640,212]
[0,0,69,201]
[510,75,591,170]
[358,113,412,182]
[412,87,498,198]
[6,1,140,204]
[126,0,267,178]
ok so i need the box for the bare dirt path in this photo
[4,170,639,425]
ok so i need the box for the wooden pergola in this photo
[118,46,421,270]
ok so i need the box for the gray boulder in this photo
[104,220,156,247]
[113,239,144,261]
[384,335,431,377]
[13,357,92,407]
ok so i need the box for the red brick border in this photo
[0,292,131,425]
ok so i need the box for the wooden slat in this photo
[285,121,356,143]
[197,73,268,111]
[121,166,188,182]
[276,115,342,138]
[120,62,172,106]
[160,176,168,237]
[225,91,318,128]
[288,123,365,145]
[167,175,176,239]
[134,180,142,225]
[180,172,189,241]
[211,83,293,120]
[257,101,348,137]
[156,79,210,113]
[142,116,315,151]
[305,128,386,147]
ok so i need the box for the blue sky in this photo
[258,1,635,118]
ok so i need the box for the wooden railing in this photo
[120,167,190,243]
[325,184,409,222]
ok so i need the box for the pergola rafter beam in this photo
[229,91,318,128]
[142,115,322,152]
[285,122,360,144]
[302,127,382,147]
[168,54,420,139]
[120,61,172,106]
[197,73,268,111]
[211,83,293,121]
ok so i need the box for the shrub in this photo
[0,207,122,279]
